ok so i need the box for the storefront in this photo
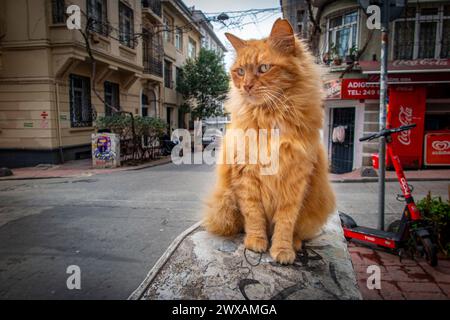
[323,58,450,173]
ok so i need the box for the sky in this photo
[183,0,282,69]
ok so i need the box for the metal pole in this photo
[378,1,390,230]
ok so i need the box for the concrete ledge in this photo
[129,212,362,300]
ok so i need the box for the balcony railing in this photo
[143,33,163,77]
[142,0,162,17]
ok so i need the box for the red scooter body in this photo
[339,124,438,266]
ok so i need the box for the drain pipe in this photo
[55,81,64,163]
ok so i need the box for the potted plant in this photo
[329,43,342,66]
[345,45,359,65]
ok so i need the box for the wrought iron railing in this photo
[142,0,162,17]
[143,32,163,77]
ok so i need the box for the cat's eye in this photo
[236,68,245,76]
[258,64,271,73]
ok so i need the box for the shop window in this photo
[104,81,120,116]
[69,74,92,128]
[52,0,65,24]
[87,0,108,36]
[119,2,134,48]
[326,11,358,58]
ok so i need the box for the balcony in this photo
[143,32,163,79]
[142,0,162,23]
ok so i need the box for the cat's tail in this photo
[203,188,243,237]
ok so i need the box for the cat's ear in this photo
[269,18,295,54]
[225,33,247,51]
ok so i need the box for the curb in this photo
[0,157,172,181]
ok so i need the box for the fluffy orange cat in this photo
[203,19,336,264]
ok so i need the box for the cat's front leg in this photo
[270,179,308,264]
[236,174,268,253]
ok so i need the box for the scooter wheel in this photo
[420,237,438,267]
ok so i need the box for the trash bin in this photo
[91,132,121,168]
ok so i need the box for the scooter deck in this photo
[350,226,399,241]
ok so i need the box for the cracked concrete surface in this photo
[139,213,361,300]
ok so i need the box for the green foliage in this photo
[417,192,450,256]
[95,113,167,140]
[176,48,229,120]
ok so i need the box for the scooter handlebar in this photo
[358,124,416,142]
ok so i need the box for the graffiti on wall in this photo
[93,135,116,161]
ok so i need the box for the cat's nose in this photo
[243,84,254,93]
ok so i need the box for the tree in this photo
[177,48,229,120]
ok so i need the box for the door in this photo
[330,107,355,174]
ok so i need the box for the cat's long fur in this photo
[203,19,336,264]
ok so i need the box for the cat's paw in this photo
[270,247,296,265]
[244,235,268,253]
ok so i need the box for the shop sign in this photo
[424,132,450,166]
[324,79,341,99]
[341,79,380,99]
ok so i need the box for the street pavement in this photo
[0,161,448,299]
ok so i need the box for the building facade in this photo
[282,0,450,173]
[0,0,207,167]
[161,0,201,132]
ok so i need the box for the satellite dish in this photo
[358,0,407,22]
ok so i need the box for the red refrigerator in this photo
[387,85,426,169]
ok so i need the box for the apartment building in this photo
[161,0,201,131]
[0,0,206,168]
[282,0,450,173]
[0,0,143,167]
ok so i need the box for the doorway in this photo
[330,107,355,174]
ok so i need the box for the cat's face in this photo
[226,19,297,106]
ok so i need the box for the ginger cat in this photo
[203,19,336,264]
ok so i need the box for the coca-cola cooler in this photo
[387,86,426,169]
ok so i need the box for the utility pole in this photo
[377,1,390,231]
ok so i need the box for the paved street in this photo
[0,161,448,299]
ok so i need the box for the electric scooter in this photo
[339,124,438,266]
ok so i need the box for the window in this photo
[69,75,92,128]
[163,15,173,43]
[104,82,120,116]
[87,0,108,35]
[326,11,358,58]
[52,0,65,24]
[175,28,183,51]
[175,67,183,91]
[164,60,173,88]
[188,37,197,59]
[119,2,134,48]
[393,5,450,59]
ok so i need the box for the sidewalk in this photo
[0,157,171,180]
[330,169,450,183]
[349,243,450,300]
[2,160,449,181]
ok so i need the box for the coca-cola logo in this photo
[432,140,450,151]
[392,59,450,68]
[398,106,412,145]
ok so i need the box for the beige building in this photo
[161,0,201,132]
[0,0,203,167]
